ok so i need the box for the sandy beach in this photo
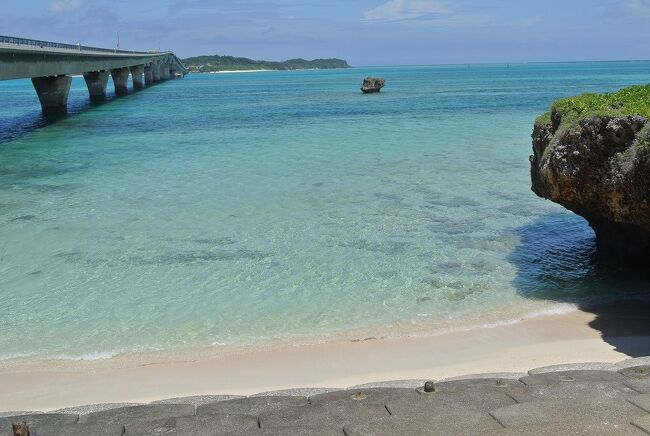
[2,302,648,412]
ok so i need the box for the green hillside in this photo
[182,54,350,72]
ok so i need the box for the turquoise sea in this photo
[1,62,650,363]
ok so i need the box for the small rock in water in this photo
[424,381,435,393]
[361,77,385,94]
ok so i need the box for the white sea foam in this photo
[407,303,579,339]
[51,351,119,361]
[0,352,35,362]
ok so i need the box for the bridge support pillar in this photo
[152,64,162,82]
[110,67,130,96]
[159,64,168,80]
[82,71,109,102]
[144,65,154,85]
[130,65,145,89]
[31,75,72,115]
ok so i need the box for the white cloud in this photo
[622,0,650,10]
[363,0,452,22]
[515,16,541,28]
[609,0,650,17]
[49,0,84,14]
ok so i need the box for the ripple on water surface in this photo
[1,63,650,362]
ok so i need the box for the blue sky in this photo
[3,0,650,65]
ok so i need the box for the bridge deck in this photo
[0,35,187,114]
[0,34,187,81]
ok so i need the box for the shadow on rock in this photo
[508,212,650,357]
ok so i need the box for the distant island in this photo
[181,54,350,73]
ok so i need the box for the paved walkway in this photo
[5,357,650,435]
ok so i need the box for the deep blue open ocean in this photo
[1,62,650,363]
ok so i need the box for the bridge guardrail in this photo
[0,35,158,55]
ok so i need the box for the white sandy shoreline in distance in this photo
[0,307,640,412]
[201,68,320,74]
[210,69,274,74]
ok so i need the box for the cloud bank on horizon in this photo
[363,0,452,22]
[1,0,649,65]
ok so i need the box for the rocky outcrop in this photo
[361,77,385,94]
[531,110,650,260]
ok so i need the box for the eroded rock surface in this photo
[361,77,385,93]
[531,110,650,260]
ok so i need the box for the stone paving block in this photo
[197,396,308,416]
[0,412,42,418]
[259,402,389,428]
[349,380,428,389]
[619,357,650,369]
[386,393,512,416]
[79,403,195,425]
[257,426,343,435]
[486,420,647,435]
[251,388,338,397]
[54,402,143,415]
[489,398,647,428]
[617,366,650,394]
[620,365,650,379]
[528,362,618,375]
[344,411,502,436]
[0,413,79,430]
[124,413,259,436]
[388,380,518,413]
[623,379,650,394]
[442,373,526,382]
[309,388,419,407]
[0,420,17,436]
[632,415,650,434]
[520,370,627,386]
[432,378,526,392]
[629,393,650,412]
[151,395,244,407]
[507,381,639,403]
[616,365,650,394]
[29,423,125,436]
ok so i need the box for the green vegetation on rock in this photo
[182,54,350,72]
[552,84,650,119]
[536,84,650,151]
[537,84,650,128]
[535,111,552,127]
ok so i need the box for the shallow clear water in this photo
[1,63,650,362]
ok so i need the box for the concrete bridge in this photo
[0,35,188,114]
